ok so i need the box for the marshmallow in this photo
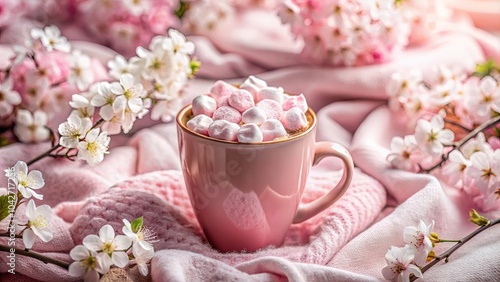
[282,94,308,113]
[260,119,287,141]
[240,75,267,99]
[228,89,255,112]
[237,123,263,143]
[242,107,267,125]
[186,114,213,136]
[257,87,284,103]
[208,120,240,141]
[218,95,230,107]
[212,106,242,124]
[209,80,238,100]
[256,99,283,120]
[281,107,308,132]
[192,95,217,117]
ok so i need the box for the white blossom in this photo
[23,200,53,249]
[107,55,137,80]
[30,25,71,53]
[382,245,423,282]
[403,220,434,266]
[122,0,151,16]
[135,37,176,81]
[77,128,110,166]
[69,245,106,282]
[461,133,493,159]
[464,150,500,193]
[5,161,44,200]
[133,244,154,276]
[68,50,94,91]
[14,110,50,143]
[0,78,21,117]
[122,219,157,251]
[83,225,132,270]
[69,94,95,118]
[58,114,92,148]
[442,150,471,187]
[151,98,181,123]
[387,135,420,172]
[90,82,116,121]
[110,73,147,115]
[414,115,454,157]
[168,29,195,55]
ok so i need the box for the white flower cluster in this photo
[3,25,96,143]
[382,220,435,282]
[69,218,157,282]
[387,68,500,211]
[56,28,196,166]
[4,161,53,249]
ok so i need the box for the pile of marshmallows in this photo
[187,76,309,143]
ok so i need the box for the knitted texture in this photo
[70,168,386,266]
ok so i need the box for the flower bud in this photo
[469,209,490,226]
[430,232,440,245]
[426,250,436,263]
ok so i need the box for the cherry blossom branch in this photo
[0,244,70,269]
[410,217,500,281]
[26,144,62,166]
[420,115,500,173]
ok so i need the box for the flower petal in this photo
[70,245,90,260]
[114,235,132,250]
[23,229,36,249]
[83,234,103,251]
[99,225,115,242]
[68,262,86,277]
[96,252,112,274]
[26,199,36,219]
[112,251,129,268]
[27,170,45,189]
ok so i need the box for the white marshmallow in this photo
[260,119,287,141]
[281,107,308,132]
[186,114,213,136]
[208,120,240,141]
[192,95,217,117]
[212,106,242,124]
[282,94,308,113]
[228,89,255,112]
[240,75,267,99]
[209,80,237,100]
[257,87,284,103]
[242,107,267,125]
[237,123,263,143]
[256,99,283,120]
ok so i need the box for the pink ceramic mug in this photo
[176,105,354,252]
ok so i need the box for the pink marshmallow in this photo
[240,75,267,99]
[228,89,255,112]
[218,95,230,107]
[208,120,240,141]
[281,107,308,132]
[282,94,308,113]
[186,114,213,136]
[209,80,238,100]
[237,123,263,143]
[192,94,217,117]
[260,119,287,141]
[212,106,242,124]
[257,87,284,103]
[256,99,283,120]
[242,107,267,125]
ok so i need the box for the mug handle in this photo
[292,142,354,224]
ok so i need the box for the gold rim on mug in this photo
[176,104,318,145]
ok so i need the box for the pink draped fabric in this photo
[1,8,500,282]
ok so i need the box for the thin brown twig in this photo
[410,218,500,281]
[420,115,500,173]
[0,244,70,269]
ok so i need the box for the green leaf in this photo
[175,1,190,19]
[469,209,490,226]
[131,216,143,233]
[473,60,498,78]
[0,195,12,222]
